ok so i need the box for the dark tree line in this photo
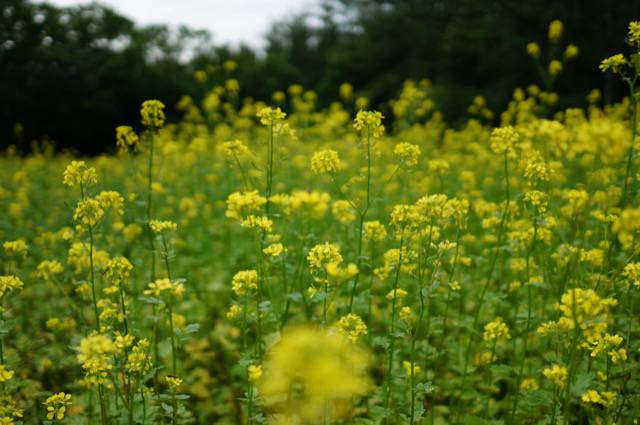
[1,0,638,154]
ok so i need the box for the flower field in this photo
[1,19,640,425]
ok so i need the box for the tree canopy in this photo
[1,0,637,154]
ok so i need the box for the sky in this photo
[46,0,320,48]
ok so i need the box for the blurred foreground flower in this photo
[258,325,371,424]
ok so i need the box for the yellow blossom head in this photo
[140,99,166,128]
[258,326,371,423]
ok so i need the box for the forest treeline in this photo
[1,0,638,154]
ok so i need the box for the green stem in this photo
[98,383,109,425]
[160,235,177,376]
[383,234,405,423]
[348,130,372,312]
[88,225,101,331]
[265,123,274,215]
[140,385,147,425]
[147,130,156,283]
[171,391,178,425]
[167,301,177,375]
[322,270,329,326]
[409,324,417,425]
[562,288,582,424]
[510,215,538,423]
[247,380,254,425]
[550,389,558,425]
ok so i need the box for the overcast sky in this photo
[46,0,320,48]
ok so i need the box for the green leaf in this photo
[489,364,514,378]
[183,323,200,334]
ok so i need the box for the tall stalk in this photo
[383,234,405,424]
[160,235,177,376]
[348,127,372,312]
[510,213,538,423]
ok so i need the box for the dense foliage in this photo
[1,16,640,425]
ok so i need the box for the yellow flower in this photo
[223,59,238,72]
[165,375,183,391]
[402,360,421,377]
[44,392,72,421]
[240,215,273,233]
[272,90,286,103]
[332,200,356,225]
[257,106,286,126]
[548,60,563,77]
[126,339,152,375]
[263,243,285,257]
[623,262,640,287]
[103,257,133,287]
[225,191,267,221]
[599,54,627,73]
[77,333,117,379]
[0,276,24,297]
[393,142,421,167]
[390,204,422,233]
[555,288,617,336]
[221,139,250,159]
[548,19,563,42]
[140,99,166,128]
[288,190,331,218]
[364,220,387,242]
[226,304,243,320]
[520,378,539,392]
[543,364,568,389]
[311,149,341,175]
[307,243,343,270]
[386,288,408,300]
[62,160,98,188]
[564,44,579,60]
[483,317,511,341]
[339,82,353,100]
[0,395,23,423]
[149,220,178,234]
[193,69,207,83]
[144,278,185,298]
[354,110,384,139]
[526,42,540,58]
[115,125,138,151]
[225,78,239,94]
[259,326,371,423]
[248,364,263,382]
[428,159,450,173]
[73,198,104,227]
[628,21,640,45]
[490,126,518,155]
[581,389,616,408]
[231,270,258,296]
[524,151,551,185]
[334,314,368,342]
[524,190,548,212]
[587,334,627,363]
[399,306,413,321]
[36,260,64,281]
[326,262,358,281]
[0,365,14,383]
[96,191,124,215]
[2,240,27,257]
